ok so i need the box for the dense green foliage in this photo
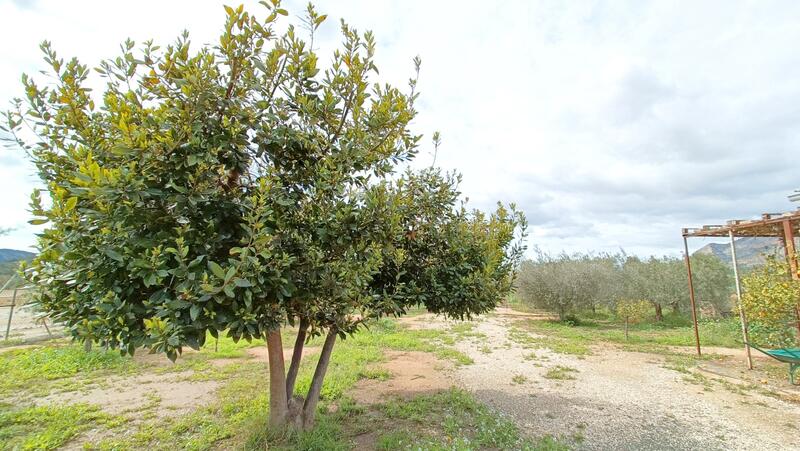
[516,251,732,321]
[740,256,800,347]
[3,2,525,430]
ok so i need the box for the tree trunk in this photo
[285,317,308,400]
[266,329,289,429]
[624,318,629,340]
[301,328,338,431]
[654,303,663,322]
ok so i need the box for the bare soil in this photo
[41,373,220,417]
[351,350,452,404]
[404,310,800,451]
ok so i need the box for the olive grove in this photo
[516,251,732,321]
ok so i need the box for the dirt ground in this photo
[6,307,800,450]
[0,295,61,343]
[351,350,452,404]
[401,309,800,451]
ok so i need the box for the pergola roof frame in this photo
[682,208,800,372]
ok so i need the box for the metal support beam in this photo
[729,231,753,370]
[683,235,702,356]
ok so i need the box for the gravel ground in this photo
[404,310,800,451]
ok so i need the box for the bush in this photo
[740,256,800,347]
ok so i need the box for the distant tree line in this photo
[515,250,733,321]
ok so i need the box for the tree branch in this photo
[302,327,337,430]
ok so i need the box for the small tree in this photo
[615,299,652,340]
[3,3,526,431]
[740,256,800,347]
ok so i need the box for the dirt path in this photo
[403,312,800,451]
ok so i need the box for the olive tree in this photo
[3,3,526,431]
[515,251,608,320]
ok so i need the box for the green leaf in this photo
[223,284,235,298]
[233,278,252,288]
[224,266,236,283]
[28,218,48,225]
[190,304,201,321]
[64,197,78,211]
[208,261,226,279]
[105,249,124,262]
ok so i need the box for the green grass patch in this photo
[512,315,742,355]
[0,403,125,450]
[0,343,136,396]
[317,318,474,366]
[2,317,486,450]
[509,325,591,356]
[376,388,569,450]
[199,332,265,359]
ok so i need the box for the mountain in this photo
[0,249,35,263]
[693,237,786,268]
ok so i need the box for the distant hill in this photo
[0,249,35,263]
[693,237,786,268]
[0,249,34,288]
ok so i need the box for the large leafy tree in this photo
[3,3,526,430]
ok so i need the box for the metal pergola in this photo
[682,209,800,369]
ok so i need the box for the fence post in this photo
[4,288,17,341]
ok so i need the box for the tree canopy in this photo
[3,3,526,430]
[516,251,732,321]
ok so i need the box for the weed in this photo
[512,374,528,384]
[544,366,578,380]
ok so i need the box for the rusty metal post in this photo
[729,231,753,369]
[683,235,702,356]
[4,288,17,341]
[781,220,800,342]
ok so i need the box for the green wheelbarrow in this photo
[746,342,800,385]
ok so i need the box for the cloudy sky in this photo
[1,0,799,256]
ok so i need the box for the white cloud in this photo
[1,0,798,256]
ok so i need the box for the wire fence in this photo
[1,275,60,342]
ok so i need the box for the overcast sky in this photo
[1,0,799,256]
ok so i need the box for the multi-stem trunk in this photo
[265,324,339,432]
